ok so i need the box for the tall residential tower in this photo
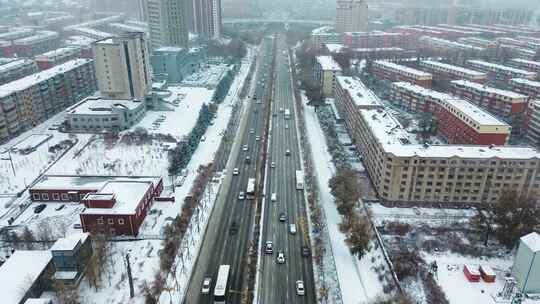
[93,32,151,100]
[145,0,189,49]
[336,0,368,33]
[191,0,222,39]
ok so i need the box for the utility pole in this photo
[126,253,134,298]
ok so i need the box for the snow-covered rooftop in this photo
[82,180,154,215]
[361,107,538,159]
[50,232,89,252]
[0,28,35,40]
[65,35,96,47]
[468,60,537,77]
[67,96,144,115]
[14,31,58,45]
[337,76,381,107]
[520,232,540,252]
[451,79,528,100]
[73,27,113,39]
[324,43,345,53]
[354,47,403,52]
[0,250,52,304]
[510,58,540,69]
[421,60,486,78]
[374,60,432,78]
[0,58,35,73]
[24,299,53,304]
[510,77,540,88]
[64,14,124,31]
[109,23,147,33]
[392,82,508,127]
[311,26,335,35]
[316,55,342,71]
[419,36,485,51]
[0,59,92,99]
[35,46,81,60]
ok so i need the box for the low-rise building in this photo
[50,233,92,285]
[497,44,538,60]
[65,96,146,132]
[450,79,530,129]
[314,56,342,97]
[372,60,433,88]
[0,59,97,143]
[467,59,537,82]
[334,77,540,204]
[35,46,82,70]
[0,250,54,304]
[418,36,485,53]
[391,82,511,145]
[150,47,207,83]
[311,26,342,49]
[510,78,540,99]
[509,58,540,75]
[457,37,497,49]
[512,232,540,294]
[419,60,487,83]
[12,31,60,57]
[0,59,38,85]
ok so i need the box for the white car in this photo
[250,129,255,134]
[243,145,248,151]
[279,107,284,112]
[233,168,239,175]
[255,136,260,141]
[289,224,297,234]
[265,241,273,254]
[285,149,290,156]
[285,125,289,129]
[271,162,276,168]
[271,193,277,202]
[201,277,212,294]
[296,280,305,296]
[238,192,245,200]
[276,251,285,264]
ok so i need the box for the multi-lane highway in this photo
[258,34,316,304]
[184,37,275,304]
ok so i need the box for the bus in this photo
[284,109,291,120]
[295,170,304,190]
[246,178,256,199]
[213,265,230,303]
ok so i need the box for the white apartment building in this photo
[335,0,368,33]
[314,56,342,97]
[145,0,189,49]
[93,32,151,100]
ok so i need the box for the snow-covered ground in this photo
[370,203,476,226]
[302,93,385,303]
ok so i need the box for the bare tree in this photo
[54,280,81,304]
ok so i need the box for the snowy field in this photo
[302,93,386,303]
[370,203,476,226]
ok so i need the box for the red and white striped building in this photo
[391,82,511,145]
[467,60,536,82]
[510,78,540,99]
[372,60,433,88]
[419,60,487,83]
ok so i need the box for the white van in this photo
[289,224,297,234]
[271,193,277,202]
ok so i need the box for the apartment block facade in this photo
[391,82,511,145]
[0,59,38,85]
[419,60,487,83]
[35,46,82,70]
[524,100,540,146]
[372,60,433,88]
[451,79,529,129]
[12,31,60,57]
[191,0,222,39]
[467,59,536,82]
[510,78,540,99]
[334,78,540,204]
[509,58,540,75]
[335,0,368,33]
[0,59,96,142]
[314,56,342,97]
[146,0,189,49]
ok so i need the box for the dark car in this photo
[245,156,251,164]
[279,213,287,222]
[301,246,310,257]
[229,221,238,235]
[34,204,46,214]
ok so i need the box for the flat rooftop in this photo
[0,250,52,304]
[316,55,342,71]
[521,232,540,252]
[361,107,539,159]
[468,60,537,77]
[510,77,540,88]
[421,60,486,77]
[452,79,528,100]
[0,58,35,73]
[66,96,143,115]
[31,175,160,192]
[374,60,432,78]
[337,76,382,107]
[82,180,154,215]
[511,58,540,68]
[35,46,81,59]
[50,232,89,251]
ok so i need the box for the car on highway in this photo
[238,192,245,200]
[279,107,284,112]
[250,129,255,134]
[296,280,305,296]
[301,246,310,257]
[271,161,275,168]
[276,251,285,264]
[273,112,277,117]
[265,241,273,254]
[229,222,238,235]
[243,144,248,151]
[245,156,251,164]
[34,204,46,214]
[285,149,290,156]
[279,213,287,222]
[255,136,260,141]
[271,193,277,202]
[285,124,289,129]
[289,224,297,234]
[201,277,212,294]
[233,167,239,175]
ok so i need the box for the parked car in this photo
[34,204,46,214]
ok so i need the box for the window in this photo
[32,193,40,200]
[53,193,60,200]
[118,218,125,225]
[61,193,69,201]
[108,218,114,225]
[42,193,49,200]
[97,218,104,225]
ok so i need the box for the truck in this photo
[284,109,291,120]
[246,178,256,199]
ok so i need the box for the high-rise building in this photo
[190,0,222,39]
[335,0,368,33]
[146,0,189,49]
[93,32,151,100]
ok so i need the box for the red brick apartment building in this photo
[29,175,163,236]
[419,60,487,83]
[372,60,433,88]
[510,78,540,99]
[524,100,540,146]
[391,82,511,145]
[450,79,530,128]
[334,77,540,204]
[467,60,537,82]
[342,31,413,49]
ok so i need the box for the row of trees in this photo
[329,169,372,260]
[168,103,216,175]
[208,39,247,62]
